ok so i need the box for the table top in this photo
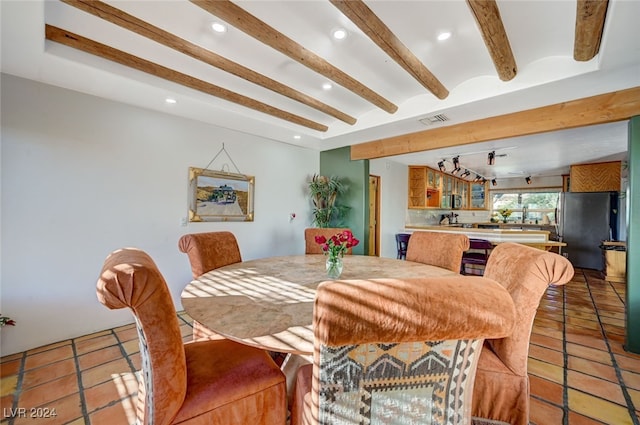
[181,255,456,354]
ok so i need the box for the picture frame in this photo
[188,167,254,222]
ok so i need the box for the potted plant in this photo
[308,174,349,228]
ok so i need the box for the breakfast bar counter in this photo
[404,225,564,249]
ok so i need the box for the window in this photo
[490,190,560,224]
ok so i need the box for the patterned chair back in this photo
[306,276,516,425]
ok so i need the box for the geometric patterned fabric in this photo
[318,339,481,425]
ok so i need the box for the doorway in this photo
[368,175,380,256]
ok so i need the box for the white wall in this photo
[369,159,408,259]
[0,74,318,355]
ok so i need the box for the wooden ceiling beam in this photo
[350,86,640,160]
[574,0,609,61]
[190,0,398,114]
[45,25,328,132]
[61,0,356,125]
[466,0,517,81]
[329,0,448,100]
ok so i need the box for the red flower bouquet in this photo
[315,230,359,278]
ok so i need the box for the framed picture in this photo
[188,167,254,222]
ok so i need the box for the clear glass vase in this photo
[326,256,344,279]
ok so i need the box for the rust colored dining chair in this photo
[460,238,494,275]
[97,248,287,425]
[471,243,574,425]
[304,228,353,254]
[395,232,411,259]
[178,231,242,340]
[290,275,516,425]
[405,230,470,272]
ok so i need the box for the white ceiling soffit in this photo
[1,0,639,178]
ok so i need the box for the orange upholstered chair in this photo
[471,243,574,425]
[97,248,287,425]
[290,276,516,425]
[178,231,242,278]
[405,231,470,272]
[178,231,242,339]
[304,228,353,254]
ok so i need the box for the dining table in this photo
[180,254,457,356]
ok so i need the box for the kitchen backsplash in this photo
[406,209,492,226]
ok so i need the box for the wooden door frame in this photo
[369,175,381,256]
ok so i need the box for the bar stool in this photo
[395,233,411,260]
[461,238,493,275]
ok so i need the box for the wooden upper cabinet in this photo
[570,161,620,192]
[470,182,488,210]
[408,166,427,208]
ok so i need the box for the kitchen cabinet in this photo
[408,166,427,208]
[408,165,481,210]
[470,182,488,209]
[408,166,441,208]
[570,161,620,192]
[460,182,469,209]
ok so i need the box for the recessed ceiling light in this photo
[322,82,333,90]
[165,97,177,104]
[293,135,301,140]
[332,28,348,40]
[437,31,451,41]
[211,22,227,33]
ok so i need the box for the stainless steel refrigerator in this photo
[557,191,619,270]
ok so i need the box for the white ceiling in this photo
[1,0,639,180]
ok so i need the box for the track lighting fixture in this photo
[491,179,497,186]
[487,151,495,165]
[525,176,532,185]
[451,156,460,174]
[460,169,471,178]
[438,160,446,172]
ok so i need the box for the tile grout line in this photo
[70,338,90,425]
[584,271,639,425]
[5,351,27,425]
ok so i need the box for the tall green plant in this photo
[308,175,348,228]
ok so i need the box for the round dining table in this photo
[181,254,456,355]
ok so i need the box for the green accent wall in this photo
[627,116,640,354]
[320,146,369,255]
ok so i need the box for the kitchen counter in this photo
[405,225,551,243]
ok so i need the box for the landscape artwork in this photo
[188,167,254,222]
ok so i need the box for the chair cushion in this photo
[173,339,286,424]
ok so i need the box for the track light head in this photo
[487,151,495,165]
[438,160,446,172]
[491,179,497,186]
[461,169,471,178]
[526,176,532,185]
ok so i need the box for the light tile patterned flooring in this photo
[1,268,639,424]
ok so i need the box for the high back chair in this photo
[178,231,242,278]
[405,231,470,272]
[304,228,353,254]
[395,233,411,259]
[461,238,493,275]
[179,231,242,339]
[291,275,516,425]
[96,248,287,425]
[471,243,574,425]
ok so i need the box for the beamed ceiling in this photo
[2,0,639,179]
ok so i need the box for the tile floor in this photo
[1,268,639,424]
